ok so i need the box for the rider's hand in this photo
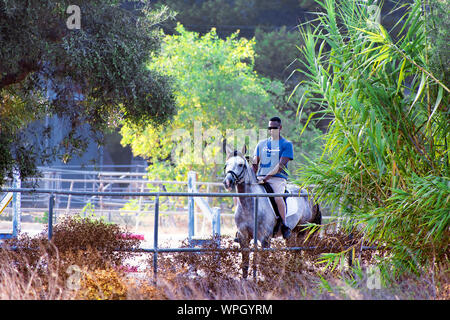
[257,176,267,184]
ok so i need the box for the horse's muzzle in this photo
[223,174,235,191]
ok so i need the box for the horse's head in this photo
[223,149,248,191]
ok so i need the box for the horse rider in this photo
[252,116,293,239]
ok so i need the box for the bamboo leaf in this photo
[351,26,384,42]
[300,111,318,136]
[357,45,383,57]
[295,0,449,278]
[427,85,443,126]
[397,59,407,94]
[408,73,427,114]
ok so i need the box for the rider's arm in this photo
[252,156,259,173]
[259,157,290,182]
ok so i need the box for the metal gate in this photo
[0,187,377,279]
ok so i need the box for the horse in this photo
[222,146,321,278]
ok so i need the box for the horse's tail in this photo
[312,203,322,226]
[293,202,322,239]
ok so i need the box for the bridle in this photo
[224,152,247,185]
[225,165,246,184]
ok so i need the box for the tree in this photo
[152,0,318,35]
[120,24,286,183]
[0,1,176,183]
[253,26,303,82]
[151,0,331,144]
[294,0,449,278]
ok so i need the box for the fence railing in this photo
[12,167,224,211]
[1,168,236,240]
[2,168,337,238]
[0,187,371,280]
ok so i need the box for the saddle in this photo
[262,182,289,236]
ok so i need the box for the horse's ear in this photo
[223,140,234,159]
[241,144,247,155]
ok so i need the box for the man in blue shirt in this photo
[253,117,294,239]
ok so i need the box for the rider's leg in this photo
[267,177,287,220]
[274,197,286,223]
[275,196,290,238]
[267,177,291,239]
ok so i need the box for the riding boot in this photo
[272,218,282,237]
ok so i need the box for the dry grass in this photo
[0,217,447,300]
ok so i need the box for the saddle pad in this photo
[284,189,307,230]
[261,182,287,219]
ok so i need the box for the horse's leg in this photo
[261,236,271,248]
[238,232,250,279]
[241,244,250,279]
[248,235,269,279]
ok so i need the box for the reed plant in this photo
[293,0,449,280]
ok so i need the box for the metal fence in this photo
[0,187,375,279]
[1,168,237,241]
[1,167,339,236]
[14,166,226,215]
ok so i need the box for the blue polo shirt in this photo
[254,136,294,179]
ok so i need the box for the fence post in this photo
[153,195,160,282]
[212,207,221,245]
[253,196,258,279]
[11,169,21,238]
[347,219,354,267]
[48,193,55,241]
[187,171,196,244]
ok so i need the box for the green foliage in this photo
[154,0,318,30]
[0,1,176,183]
[294,0,449,278]
[34,211,49,224]
[426,0,450,87]
[81,202,96,217]
[163,0,258,26]
[120,23,324,184]
[254,26,303,81]
[121,24,283,182]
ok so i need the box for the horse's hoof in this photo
[242,266,249,279]
[282,225,292,240]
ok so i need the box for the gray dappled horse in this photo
[222,147,321,278]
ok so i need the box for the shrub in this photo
[0,215,142,291]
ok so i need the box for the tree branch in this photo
[0,59,41,89]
